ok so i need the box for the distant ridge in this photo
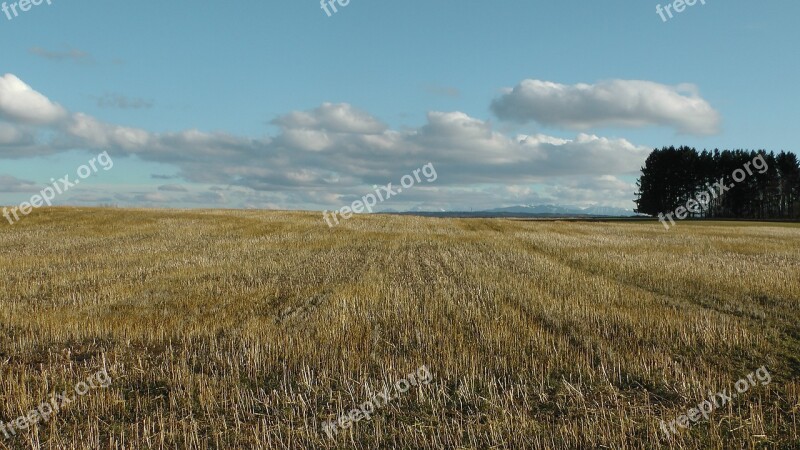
[386,204,641,218]
[485,204,638,217]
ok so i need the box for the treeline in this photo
[635,147,800,219]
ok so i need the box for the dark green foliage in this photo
[635,147,800,219]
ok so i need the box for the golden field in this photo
[0,208,798,449]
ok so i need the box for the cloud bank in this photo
[0,73,668,209]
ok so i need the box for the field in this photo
[0,208,798,449]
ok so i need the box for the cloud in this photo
[542,175,637,207]
[0,122,34,146]
[0,74,68,124]
[0,73,655,210]
[61,113,151,150]
[491,79,721,135]
[94,93,153,110]
[0,174,38,193]
[272,102,387,135]
[28,46,92,64]
[516,133,648,176]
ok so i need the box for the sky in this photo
[1,0,798,212]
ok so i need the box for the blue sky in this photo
[1,0,798,211]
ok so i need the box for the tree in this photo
[635,147,799,220]
[635,146,700,216]
[776,151,800,218]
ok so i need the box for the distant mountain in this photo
[387,204,641,218]
[484,204,639,217]
[408,205,447,213]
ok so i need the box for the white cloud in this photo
[0,74,68,125]
[63,113,151,150]
[0,74,656,210]
[517,133,649,176]
[542,175,638,209]
[273,102,387,135]
[491,79,721,135]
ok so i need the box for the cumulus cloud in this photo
[543,175,637,207]
[0,122,34,146]
[0,73,655,210]
[62,113,151,150]
[0,74,68,124]
[516,133,648,176]
[491,79,721,135]
[273,102,387,135]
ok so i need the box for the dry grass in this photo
[0,207,798,449]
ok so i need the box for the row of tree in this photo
[635,147,800,219]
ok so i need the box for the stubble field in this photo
[0,208,798,449]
